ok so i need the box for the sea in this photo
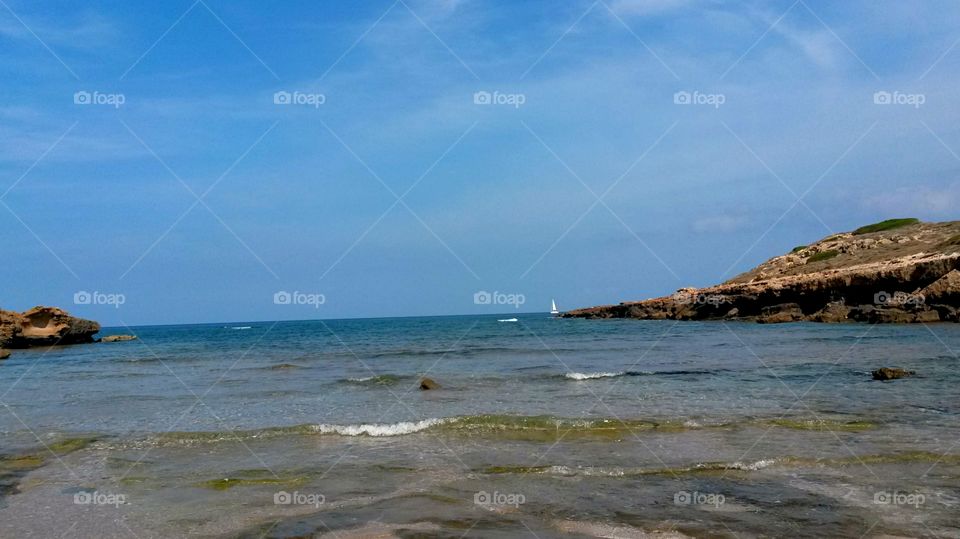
[1,315,958,538]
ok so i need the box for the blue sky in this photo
[1,0,959,325]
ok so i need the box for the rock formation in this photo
[0,307,100,348]
[872,367,914,380]
[100,335,137,342]
[564,220,960,323]
[419,378,440,390]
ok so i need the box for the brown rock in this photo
[913,310,941,323]
[0,349,10,360]
[419,378,440,390]
[0,310,22,348]
[872,367,915,381]
[0,307,100,348]
[101,335,137,342]
[756,303,803,324]
[931,304,959,322]
[919,269,960,303]
[811,301,850,322]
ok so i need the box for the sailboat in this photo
[550,299,559,316]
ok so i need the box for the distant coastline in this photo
[565,219,960,323]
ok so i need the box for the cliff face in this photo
[0,307,100,348]
[564,220,960,323]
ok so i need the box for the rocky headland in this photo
[564,219,960,323]
[0,307,100,353]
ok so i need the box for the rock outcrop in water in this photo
[0,307,100,348]
[564,219,960,323]
[872,367,914,380]
[100,334,137,342]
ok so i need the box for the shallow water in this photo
[1,315,958,537]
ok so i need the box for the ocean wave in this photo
[312,418,448,437]
[564,372,627,380]
[108,413,884,448]
[343,374,410,386]
[482,458,780,477]
[362,346,590,359]
[259,363,303,370]
[559,369,722,380]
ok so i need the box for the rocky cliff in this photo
[0,307,100,348]
[564,219,960,323]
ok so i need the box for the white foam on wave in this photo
[312,418,448,437]
[727,459,776,471]
[548,465,627,477]
[564,372,624,380]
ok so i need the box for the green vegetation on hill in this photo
[942,234,960,247]
[791,245,807,253]
[807,250,839,263]
[852,218,919,235]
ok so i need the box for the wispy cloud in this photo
[0,12,116,50]
[770,19,839,69]
[863,182,960,216]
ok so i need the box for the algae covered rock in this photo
[871,367,914,381]
[419,378,440,390]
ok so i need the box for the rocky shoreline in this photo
[0,307,101,357]
[564,219,960,323]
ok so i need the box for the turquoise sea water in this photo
[1,315,958,537]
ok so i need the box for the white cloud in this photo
[771,22,839,69]
[0,13,116,49]
[863,183,960,216]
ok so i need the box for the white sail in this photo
[550,300,559,314]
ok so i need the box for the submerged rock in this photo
[100,335,137,342]
[872,367,915,381]
[0,306,100,348]
[419,378,440,390]
[0,349,10,360]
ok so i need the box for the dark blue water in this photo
[1,315,958,538]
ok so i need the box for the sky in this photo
[1,0,959,326]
